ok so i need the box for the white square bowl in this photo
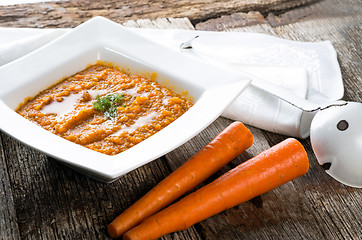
[0,17,250,182]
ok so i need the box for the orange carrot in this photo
[108,121,253,238]
[123,138,309,240]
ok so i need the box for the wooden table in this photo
[0,0,361,239]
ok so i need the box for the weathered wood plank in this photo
[0,0,321,28]
[0,132,21,240]
[195,11,269,32]
[123,17,194,30]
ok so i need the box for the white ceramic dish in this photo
[0,17,250,182]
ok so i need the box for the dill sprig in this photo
[93,93,124,121]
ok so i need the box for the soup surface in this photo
[16,63,193,155]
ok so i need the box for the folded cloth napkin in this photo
[0,26,343,138]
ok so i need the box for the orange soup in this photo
[16,63,193,155]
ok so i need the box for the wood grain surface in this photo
[0,0,320,28]
[0,0,361,239]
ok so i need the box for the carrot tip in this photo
[107,222,118,238]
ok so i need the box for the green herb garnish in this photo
[93,93,124,121]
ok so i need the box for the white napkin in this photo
[0,28,67,66]
[0,26,343,138]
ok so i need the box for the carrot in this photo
[123,138,309,240]
[108,121,253,238]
